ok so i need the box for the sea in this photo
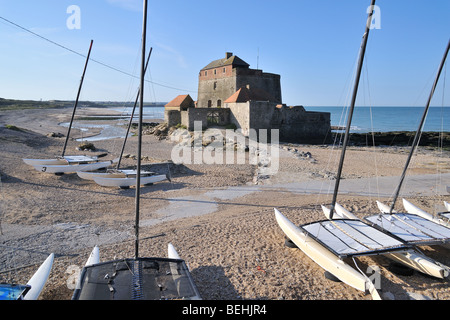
[307,106,449,133]
[117,105,449,133]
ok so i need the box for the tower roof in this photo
[165,94,194,110]
[201,52,250,71]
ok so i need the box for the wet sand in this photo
[1,106,449,300]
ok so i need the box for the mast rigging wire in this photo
[0,15,196,94]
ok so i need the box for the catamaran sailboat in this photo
[22,40,116,175]
[274,1,449,300]
[75,48,168,188]
[334,40,450,253]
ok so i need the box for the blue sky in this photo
[0,0,449,107]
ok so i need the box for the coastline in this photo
[0,106,449,300]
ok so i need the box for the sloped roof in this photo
[224,86,277,103]
[165,94,194,109]
[201,53,249,71]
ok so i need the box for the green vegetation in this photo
[175,123,187,129]
[0,98,166,111]
[0,98,93,111]
[5,124,23,131]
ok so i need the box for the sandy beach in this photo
[1,106,450,301]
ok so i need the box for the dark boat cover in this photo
[72,257,201,300]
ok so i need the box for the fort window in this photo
[214,69,217,75]
[223,67,226,73]
[217,99,221,108]
[204,71,207,76]
[213,82,217,90]
[207,111,220,125]
[208,100,212,108]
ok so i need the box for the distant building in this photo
[197,52,281,109]
[165,52,330,143]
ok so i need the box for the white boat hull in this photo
[93,174,167,188]
[23,158,67,166]
[32,161,113,174]
[168,243,182,260]
[445,201,450,211]
[329,204,449,279]
[76,170,107,180]
[274,208,380,299]
[402,198,450,228]
[85,246,100,266]
[23,253,54,300]
[77,169,152,181]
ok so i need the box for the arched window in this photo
[207,100,212,108]
[217,99,221,108]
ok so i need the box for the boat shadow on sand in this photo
[190,265,241,299]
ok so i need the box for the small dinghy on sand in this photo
[0,253,54,300]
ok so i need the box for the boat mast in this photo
[62,39,94,158]
[388,39,450,214]
[116,48,152,170]
[329,0,376,219]
[135,0,148,259]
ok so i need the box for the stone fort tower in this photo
[165,52,331,144]
[197,52,282,108]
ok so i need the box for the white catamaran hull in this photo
[402,198,450,228]
[85,246,100,266]
[77,169,154,181]
[76,170,108,180]
[32,161,113,174]
[274,208,380,299]
[92,174,167,188]
[23,253,55,300]
[328,203,449,279]
[23,158,69,166]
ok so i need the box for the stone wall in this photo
[227,102,250,135]
[166,104,330,144]
[180,108,231,131]
[164,109,181,127]
[278,106,331,144]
